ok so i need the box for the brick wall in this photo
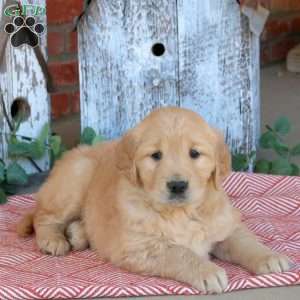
[261,0,300,65]
[46,0,300,118]
[47,0,83,119]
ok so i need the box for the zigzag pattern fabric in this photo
[0,172,300,299]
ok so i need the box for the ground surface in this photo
[260,63,300,165]
[15,63,300,299]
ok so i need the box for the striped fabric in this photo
[0,172,300,299]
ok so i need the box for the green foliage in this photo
[1,124,52,204]
[80,127,96,145]
[92,135,105,145]
[291,144,300,156]
[0,160,28,204]
[0,160,5,183]
[7,124,50,160]
[49,135,66,167]
[6,162,28,185]
[1,123,105,204]
[254,159,271,173]
[0,188,6,204]
[274,116,291,135]
[233,116,300,176]
[80,127,105,145]
[232,151,255,172]
[270,159,293,175]
[0,160,6,203]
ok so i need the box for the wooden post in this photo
[78,0,260,154]
[0,0,50,173]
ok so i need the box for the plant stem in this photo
[28,158,43,172]
[265,125,285,144]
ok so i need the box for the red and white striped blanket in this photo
[0,172,300,299]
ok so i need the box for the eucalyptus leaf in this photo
[259,131,277,149]
[38,123,50,145]
[92,135,105,145]
[30,140,45,159]
[254,159,271,174]
[6,162,28,185]
[8,140,45,159]
[80,127,96,145]
[291,144,300,156]
[274,116,291,135]
[232,154,248,172]
[273,141,289,158]
[291,164,300,176]
[50,135,62,156]
[0,188,7,204]
[270,159,293,175]
[8,141,32,157]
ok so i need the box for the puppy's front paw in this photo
[193,262,228,294]
[37,234,70,256]
[254,253,291,275]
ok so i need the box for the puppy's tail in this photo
[17,212,35,237]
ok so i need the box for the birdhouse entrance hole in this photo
[152,43,165,56]
[11,97,31,122]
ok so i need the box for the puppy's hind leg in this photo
[66,220,89,251]
[33,147,97,256]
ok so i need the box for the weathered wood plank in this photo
[177,0,259,153]
[0,0,50,173]
[79,0,179,138]
[79,0,260,154]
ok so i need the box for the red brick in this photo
[289,0,300,10]
[70,91,80,113]
[51,93,70,118]
[258,0,300,12]
[67,31,78,53]
[262,19,290,41]
[49,61,79,86]
[291,17,300,33]
[271,38,297,61]
[47,0,83,24]
[270,0,291,11]
[47,31,64,56]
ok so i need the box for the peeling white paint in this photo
[0,0,50,173]
[79,0,260,154]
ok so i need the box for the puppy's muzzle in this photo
[167,180,189,199]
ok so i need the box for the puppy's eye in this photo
[190,149,201,159]
[151,151,162,161]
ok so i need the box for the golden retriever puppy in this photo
[17,107,291,293]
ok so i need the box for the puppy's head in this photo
[117,107,231,208]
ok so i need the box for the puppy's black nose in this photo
[167,180,188,195]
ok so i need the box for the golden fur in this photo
[17,107,290,293]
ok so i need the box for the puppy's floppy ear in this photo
[116,129,139,185]
[212,130,231,190]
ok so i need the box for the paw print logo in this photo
[4,16,45,48]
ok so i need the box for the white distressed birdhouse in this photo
[0,0,50,173]
[78,0,260,154]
